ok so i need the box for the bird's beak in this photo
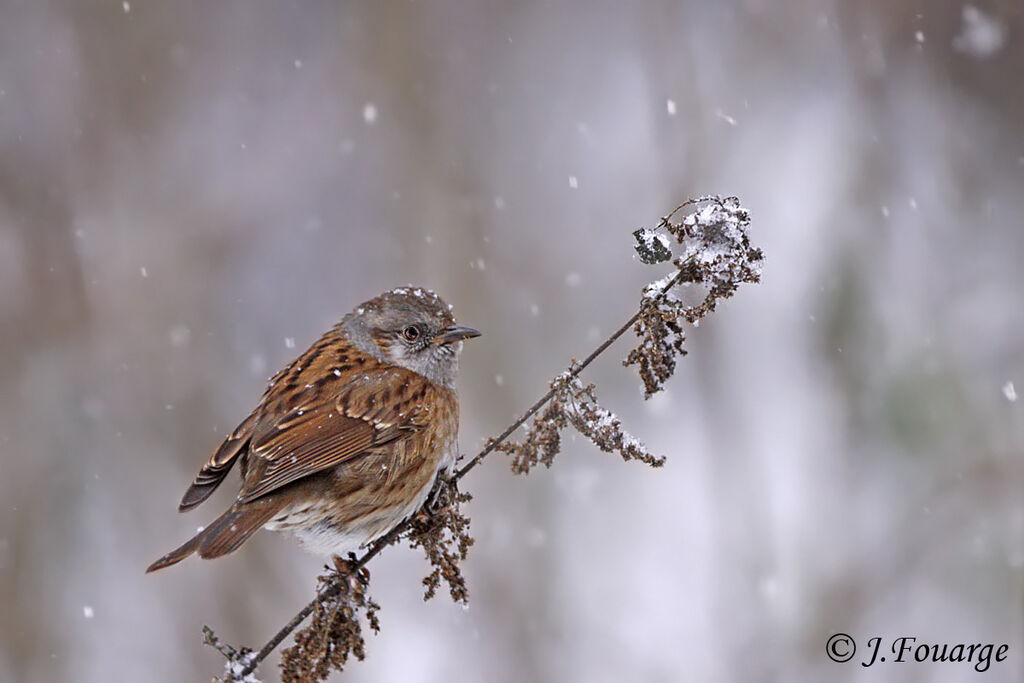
[432,325,482,345]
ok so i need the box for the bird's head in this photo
[341,286,480,387]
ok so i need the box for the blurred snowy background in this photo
[1,1,1022,681]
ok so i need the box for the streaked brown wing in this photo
[178,413,258,511]
[237,366,427,503]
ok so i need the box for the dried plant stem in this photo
[239,527,396,678]
[456,266,688,478]
[234,264,691,680]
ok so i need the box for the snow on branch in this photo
[496,369,665,473]
[627,196,763,397]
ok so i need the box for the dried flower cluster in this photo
[279,561,380,682]
[270,480,473,682]
[496,369,665,474]
[627,196,763,397]
[406,480,475,602]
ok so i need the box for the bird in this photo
[146,287,480,573]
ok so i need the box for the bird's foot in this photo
[425,473,458,514]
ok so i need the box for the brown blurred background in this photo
[1,1,1022,681]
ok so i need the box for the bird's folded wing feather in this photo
[178,412,260,511]
[238,367,429,503]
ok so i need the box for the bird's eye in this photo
[401,325,420,342]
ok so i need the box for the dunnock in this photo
[147,287,479,573]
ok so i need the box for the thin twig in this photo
[240,526,397,676]
[454,265,688,479]
[233,264,691,680]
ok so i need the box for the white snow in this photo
[284,337,296,349]
[568,175,579,189]
[666,99,677,116]
[363,103,378,124]
[562,376,650,457]
[953,5,1006,59]
[226,651,262,683]
[121,1,130,12]
[83,605,94,619]
[678,197,753,277]
[644,274,679,300]
[715,109,737,126]
[139,266,148,278]
[169,325,191,348]
[1002,381,1017,403]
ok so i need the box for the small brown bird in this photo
[147,287,479,573]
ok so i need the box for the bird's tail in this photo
[146,498,284,573]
